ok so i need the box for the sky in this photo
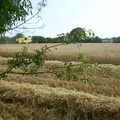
[7,0,120,38]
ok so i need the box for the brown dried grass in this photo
[0,80,120,120]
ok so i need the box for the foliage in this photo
[112,37,120,43]
[31,27,98,43]
[0,43,114,82]
[15,33,25,38]
[32,36,46,43]
[0,0,46,34]
[32,35,68,43]
[113,71,120,79]
[69,27,87,43]
[9,47,45,71]
[78,53,90,63]
[0,0,31,33]
[0,33,103,44]
[91,36,102,43]
[0,46,46,78]
[55,62,77,80]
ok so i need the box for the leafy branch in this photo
[0,43,66,79]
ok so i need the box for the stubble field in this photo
[0,43,120,120]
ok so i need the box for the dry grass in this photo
[3,62,120,97]
[0,57,120,97]
[0,80,120,120]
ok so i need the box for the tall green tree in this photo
[69,27,87,43]
[69,27,95,43]
[15,33,25,38]
[0,0,46,34]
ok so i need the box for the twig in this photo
[45,43,67,50]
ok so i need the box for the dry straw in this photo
[0,80,120,120]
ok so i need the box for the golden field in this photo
[0,43,120,120]
[0,43,120,64]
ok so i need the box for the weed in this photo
[113,71,120,79]
[56,62,77,81]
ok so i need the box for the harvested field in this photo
[0,43,120,119]
[0,43,120,64]
[0,58,120,119]
[0,80,120,120]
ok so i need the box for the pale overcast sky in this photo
[7,0,120,38]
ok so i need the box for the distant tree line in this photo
[0,27,120,43]
[111,37,120,43]
[32,27,102,43]
[32,35,102,43]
